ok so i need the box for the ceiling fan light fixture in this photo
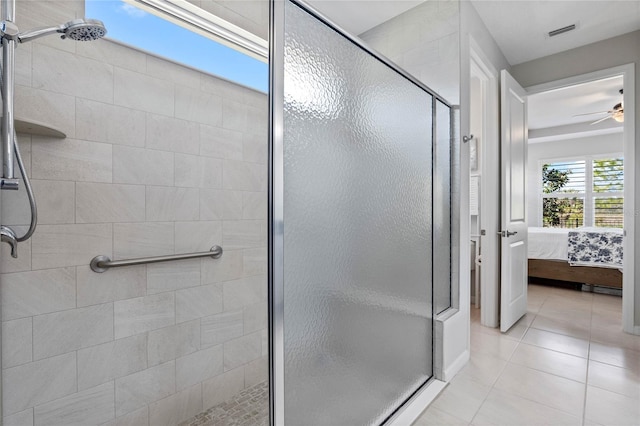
[613,113,624,123]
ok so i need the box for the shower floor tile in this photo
[180,381,268,426]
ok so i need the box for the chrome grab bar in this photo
[90,245,223,273]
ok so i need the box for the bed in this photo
[528,227,623,289]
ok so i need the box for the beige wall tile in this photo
[175,85,223,127]
[147,259,200,295]
[31,180,75,224]
[176,345,223,391]
[32,44,114,103]
[244,105,267,136]
[1,236,31,273]
[222,191,243,220]
[31,138,112,183]
[242,133,267,165]
[199,125,243,160]
[76,183,145,223]
[114,67,174,116]
[76,98,146,147]
[2,267,76,321]
[114,293,175,339]
[199,74,247,101]
[244,356,268,388]
[223,275,265,312]
[146,186,199,222]
[223,331,262,371]
[113,222,174,259]
[202,368,244,410]
[147,56,201,89]
[34,382,115,426]
[33,303,114,360]
[146,113,199,154]
[148,383,202,426]
[115,361,176,417]
[243,248,266,277]
[222,220,264,250]
[199,189,224,221]
[76,265,147,307]
[201,310,243,349]
[202,249,243,284]
[101,406,148,426]
[222,159,265,192]
[222,99,248,132]
[3,408,34,426]
[3,352,77,416]
[175,153,225,189]
[113,146,174,186]
[147,320,200,367]
[242,192,266,220]
[243,90,267,109]
[2,317,33,368]
[15,86,76,138]
[32,224,112,270]
[15,41,32,87]
[76,39,147,73]
[176,283,224,324]
[174,221,222,254]
[243,302,267,334]
[77,335,147,392]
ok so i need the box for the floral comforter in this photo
[567,227,623,269]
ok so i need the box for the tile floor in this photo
[414,283,640,426]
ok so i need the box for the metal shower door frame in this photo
[268,0,452,423]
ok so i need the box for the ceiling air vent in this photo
[548,24,577,37]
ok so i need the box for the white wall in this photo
[511,30,640,328]
[527,133,624,226]
[360,0,460,104]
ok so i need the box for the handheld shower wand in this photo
[0,11,106,257]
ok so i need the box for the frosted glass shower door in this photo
[270,1,441,424]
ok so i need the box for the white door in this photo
[500,70,528,332]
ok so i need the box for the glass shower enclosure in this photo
[270,0,452,424]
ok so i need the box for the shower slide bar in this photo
[90,245,223,273]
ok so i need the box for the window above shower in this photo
[85,0,268,92]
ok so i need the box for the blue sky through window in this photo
[86,0,268,92]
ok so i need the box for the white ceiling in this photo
[304,0,632,142]
[470,0,640,65]
[528,76,624,142]
[529,76,623,129]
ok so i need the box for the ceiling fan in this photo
[574,89,624,125]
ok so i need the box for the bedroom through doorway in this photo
[470,60,635,334]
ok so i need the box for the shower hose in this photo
[0,60,38,242]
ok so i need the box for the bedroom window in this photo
[542,157,623,228]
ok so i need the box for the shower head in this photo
[16,18,106,43]
[62,19,107,41]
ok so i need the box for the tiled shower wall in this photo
[0,1,268,425]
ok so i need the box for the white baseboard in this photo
[443,349,470,382]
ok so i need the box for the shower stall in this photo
[0,0,457,424]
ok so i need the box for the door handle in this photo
[497,230,518,237]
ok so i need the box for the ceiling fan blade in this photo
[573,111,610,117]
[590,115,612,125]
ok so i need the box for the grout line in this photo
[581,294,595,426]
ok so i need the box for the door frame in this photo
[470,38,500,327]
[525,64,636,334]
